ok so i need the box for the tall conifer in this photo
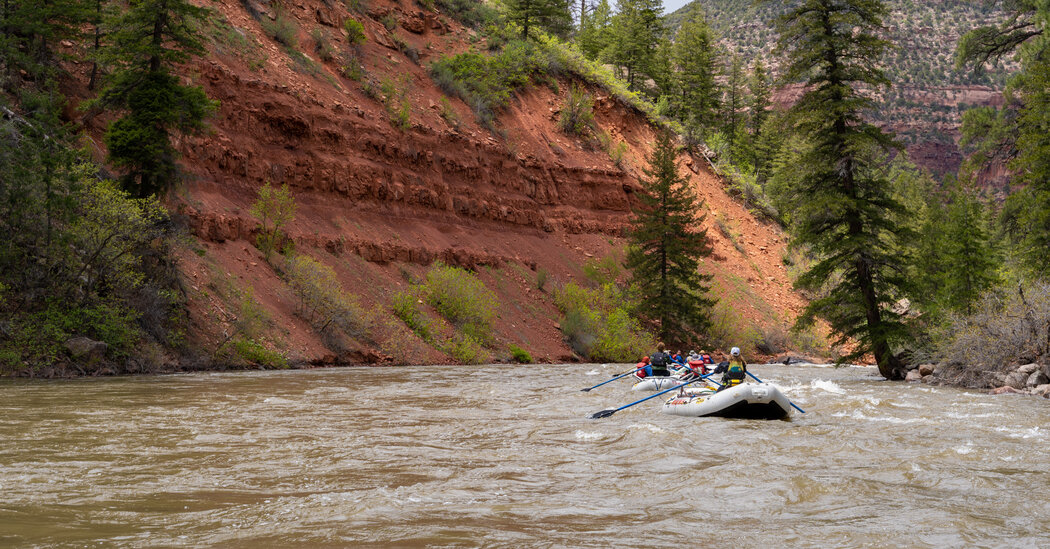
[671,7,720,139]
[626,132,716,345]
[773,0,913,378]
[94,0,216,196]
[505,0,573,40]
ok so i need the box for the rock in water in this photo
[905,370,922,382]
[918,363,935,376]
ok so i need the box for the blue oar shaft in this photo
[607,373,715,413]
[581,366,644,391]
[746,371,806,414]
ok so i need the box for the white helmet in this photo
[731,347,740,356]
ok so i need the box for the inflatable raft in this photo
[661,383,794,420]
[631,376,690,392]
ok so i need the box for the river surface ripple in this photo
[1,364,1049,548]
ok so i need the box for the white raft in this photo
[630,376,689,392]
[661,383,794,420]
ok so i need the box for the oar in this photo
[746,371,806,414]
[581,366,645,392]
[611,363,645,377]
[588,373,715,419]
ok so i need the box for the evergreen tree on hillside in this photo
[606,0,663,90]
[773,0,913,379]
[626,132,716,345]
[748,59,771,137]
[721,54,745,151]
[93,0,217,197]
[956,1,1050,276]
[671,7,720,140]
[505,0,573,40]
[0,0,90,86]
[577,0,611,59]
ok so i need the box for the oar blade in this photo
[588,409,617,419]
[580,387,592,392]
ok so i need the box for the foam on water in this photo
[574,430,605,441]
[832,410,924,424]
[811,379,846,394]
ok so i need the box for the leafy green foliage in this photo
[553,281,655,361]
[508,344,533,363]
[250,181,297,258]
[344,17,367,45]
[429,40,558,128]
[443,333,486,364]
[392,291,436,343]
[285,255,372,341]
[422,263,498,342]
[232,338,288,369]
[626,132,716,345]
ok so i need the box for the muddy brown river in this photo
[1,364,1048,547]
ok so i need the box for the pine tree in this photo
[94,0,217,197]
[0,0,90,87]
[773,0,913,379]
[721,54,745,151]
[748,59,771,137]
[577,0,611,60]
[626,132,716,345]
[606,0,662,91]
[671,7,720,140]
[956,1,1050,276]
[505,0,573,40]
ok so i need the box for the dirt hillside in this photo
[78,0,811,365]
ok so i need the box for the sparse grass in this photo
[536,268,549,292]
[311,27,336,62]
[380,14,397,31]
[340,51,366,80]
[261,13,298,48]
[380,76,412,130]
[203,14,268,70]
[439,96,460,129]
[715,212,747,255]
[557,84,595,137]
[392,34,421,65]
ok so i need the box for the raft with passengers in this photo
[585,345,804,420]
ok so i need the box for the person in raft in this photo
[648,344,673,377]
[634,356,652,380]
[717,347,748,391]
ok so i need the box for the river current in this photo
[1,364,1048,548]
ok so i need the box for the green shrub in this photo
[444,333,486,364]
[553,282,654,361]
[380,14,397,31]
[233,339,288,369]
[558,84,595,137]
[508,344,532,363]
[609,140,627,168]
[536,268,549,291]
[428,40,557,128]
[261,14,298,47]
[439,96,461,128]
[250,181,296,258]
[391,290,435,343]
[285,255,371,339]
[422,262,498,341]
[344,18,367,45]
[435,0,497,28]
